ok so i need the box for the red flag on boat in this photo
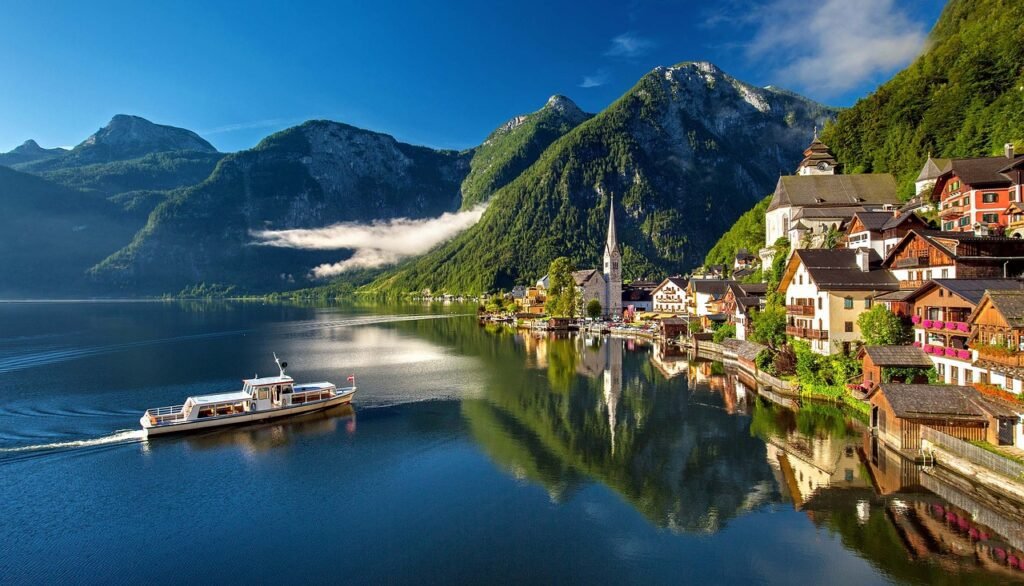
[347,375,355,382]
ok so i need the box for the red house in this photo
[933,144,1024,233]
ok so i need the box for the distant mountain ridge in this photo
[369,61,836,294]
[0,140,67,167]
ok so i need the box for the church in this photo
[572,200,623,318]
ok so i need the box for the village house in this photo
[933,145,1024,233]
[857,345,934,389]
[903,279,1024,385]
[622,281,656,314]
[764,137,901,255]
[734,248,756,272]
[688,279,733,329]
[915,154,950,197]
[779,248,899,355]
[843,209,927,258]
[969,289,1024,395]
[521,286,546,314]
[881,229,1024,289]
[651,277,689,315]
[720,282,767,341]
[868,383,1019,450]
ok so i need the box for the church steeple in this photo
[603,197,622,318]
[606,197,619,254]
[797,131,839,175]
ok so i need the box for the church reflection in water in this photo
[466,328,1024,580]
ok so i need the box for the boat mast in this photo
[273,353,288,377]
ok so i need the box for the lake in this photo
[1,302,1022,584]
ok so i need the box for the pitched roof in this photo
[942,155,1024,187]
[721,338,766,361]
[572,269,602,286]
[690,279,733,297]
[860,346,933,367]
[653,276,688,294]
[883,230,1024,267]
[768,174,899,212]
[877,384,987,419]
[916,156,951,182]
[792,248,899,291]
[849,211,892,232]
[902,278,1024,306]
[984,290,1024,327]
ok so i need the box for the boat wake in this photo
[0,429,145,456]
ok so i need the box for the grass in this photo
[969,440,1024,468]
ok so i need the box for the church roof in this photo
[797,135,839,171]
[606,198,619,253]
[572,269,602,286]
[916,155,951,182]
[767,174,899,212]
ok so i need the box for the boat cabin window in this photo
[256,386,269,400]
[283,385,293,393]
[197,401,247,418]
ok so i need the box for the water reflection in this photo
[462,325,1024,580]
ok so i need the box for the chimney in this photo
[1006,143,1015,160]
[856,248,870,272]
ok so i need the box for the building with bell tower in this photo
[796,129,840,176]
[603,198,623,317]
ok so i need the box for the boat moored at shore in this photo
[140,355,355,436]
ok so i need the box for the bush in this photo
[712,323,736,343]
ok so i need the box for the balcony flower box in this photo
[913,341,922,348]
[923,344,933,353]
[944,347,955,357]
[923,319,933,328]
[958,322,970,332]
[957,349,970,360]
[933,320,944,329]
[911,315,921,324]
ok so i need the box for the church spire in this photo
[606,197,618,253]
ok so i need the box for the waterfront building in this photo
[933,145,1024,233]
[904,279,1024,385]
[778,248,899,355]
[687,279,733,329]
[858,345,934,388]
[969,290,1024,396]
[882,230,1024,289]
[651,277,688,315]
[868,383,1017,450]
[721,282,767,341]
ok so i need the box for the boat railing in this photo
[145,404,187,425]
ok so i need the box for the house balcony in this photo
[915,342,971,361]
[911,316,971,333]
[939,205,964,219]
[894,256,929,269]
[786,326,828,340]
[974,346,1024,367]
[785,304,815,316]
[900,280,924,290]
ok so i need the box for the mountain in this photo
[0,140,68,167]
[370,62,835,294]
[703,194,771,270]
[20,114,218,173]
[820,0,1024,198]
[91,121,472,293]
[460,95,590,208]
[0,167,138,297]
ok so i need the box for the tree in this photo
[857,305,911,346]
[750,303,787,348]
[586,298,603,319]
[712,323,736,343]
[546,257,580,318]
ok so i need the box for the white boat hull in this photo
[141,388,355,437]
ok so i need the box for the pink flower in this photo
[957,349,970,360]
[923,319,933,328]
[934,320,944,329]
[958,322,970,332]
[945,347,955,357]
[911,315,922,324]
[923,344,933,353]
[913,341,922,348]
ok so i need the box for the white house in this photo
[652,277,689,315]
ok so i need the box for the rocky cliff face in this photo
[92,121,470,292]
[372,61,836,293]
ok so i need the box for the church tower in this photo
[603,198,623,318]
[796,129,839,176]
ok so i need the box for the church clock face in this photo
[817,162,830,172]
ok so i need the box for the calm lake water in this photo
[1,302,1022,585]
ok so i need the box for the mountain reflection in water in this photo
[459,325,1024,581]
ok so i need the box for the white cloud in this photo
[200,118,300,136]
[604,32,654,58]
[579,69,609,88]
[251,205,487,278]
[744,0,928,96]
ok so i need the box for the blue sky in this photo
[0,0,946,153]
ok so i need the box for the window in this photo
[982,213,999,223]
[845,321,854,332]
[864,298,871,309]
[941,269,949,278]
[844,297,853,309]
[943,221,954,231]
[938,289,944,297]
[983,192,998,203]
[818,297,822,310]
[798,275,803,285]
[959,216,970,227]
[926,270,932,279]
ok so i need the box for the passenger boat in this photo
[140,354,356,437]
